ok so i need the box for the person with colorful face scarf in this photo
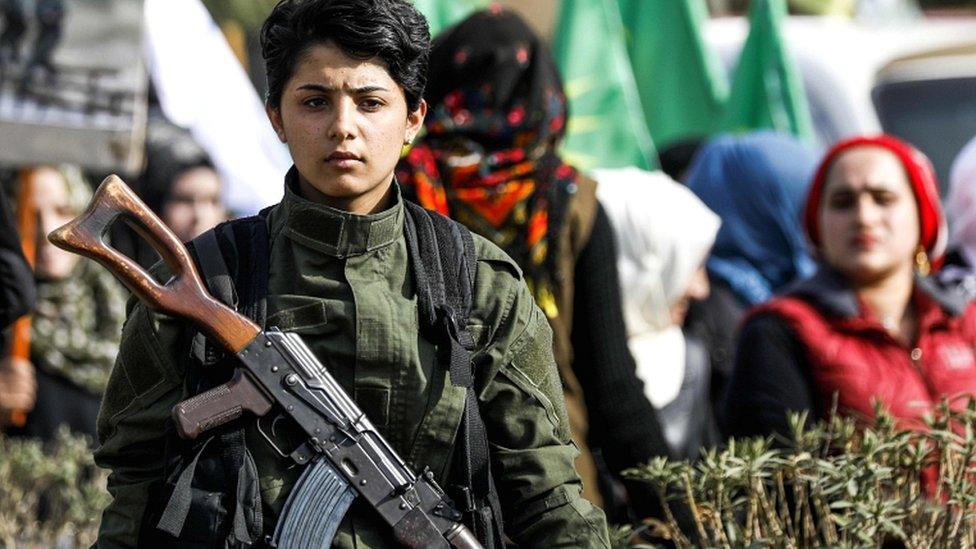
[0,170,35,429]
[721,135,976,441]
[396,7,671,516]
[684,131,818,411]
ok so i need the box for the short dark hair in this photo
[260,0,430,111]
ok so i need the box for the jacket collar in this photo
[275,166,404,258]
[786,265,969,320]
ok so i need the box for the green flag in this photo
[619,0,728,148]
[719,0,814,141]
[553,0,658,170]
[412,0,488,38]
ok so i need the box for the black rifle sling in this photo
[158,210,271,545]
[403,201,505,548]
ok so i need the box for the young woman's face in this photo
[819,147,920,285]
[32,167,81,280]
[162,166,225,243]
[267,42,426,214]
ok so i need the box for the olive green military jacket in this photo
[93,180,610,548]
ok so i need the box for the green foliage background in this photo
[0,430,108,548]
[201,0,279,30]
[617,401,976,547]
[5,403,976,547]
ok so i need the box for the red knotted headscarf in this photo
[804,134,948,269]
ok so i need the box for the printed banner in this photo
[0,0,147,172]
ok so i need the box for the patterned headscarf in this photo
[31,259,126,395]
[58,164,93,214]
[397,7,575,318]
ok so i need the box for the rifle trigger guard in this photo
[256,413,295,460]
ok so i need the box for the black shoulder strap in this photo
[207,208,272,325]
[160,209,272,546]
[402,200,504,547]
[192,228,235,306]
[187,209,272,370]
[403,201,475,361]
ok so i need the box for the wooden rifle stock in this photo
[48,175,260,353]
[48,175,274,436]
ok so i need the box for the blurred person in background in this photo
[939,134,976,299]
[723,135,976,441]
[657,139,705,184]
[397,7,671,518]
[140,120,228,243]
[5,165,125,441]
[18,0,64,93]
[0,0,27,83]
[594,168,721,461]
[0,173,35,428]
[683,132,818,411]
[113,119,229,268]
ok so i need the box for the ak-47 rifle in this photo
[49,175,482,549]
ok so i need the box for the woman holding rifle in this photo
[92,0,610,547]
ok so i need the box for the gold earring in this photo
[915,246,930,277]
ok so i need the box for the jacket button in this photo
[911,348,923,361]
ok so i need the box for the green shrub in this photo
[619,399,976,548]
[6,400,976,548]
[0,429,109,548]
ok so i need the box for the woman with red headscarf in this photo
[722,135,976,439]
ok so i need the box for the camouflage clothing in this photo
[31,259,126,395]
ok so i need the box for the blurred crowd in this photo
[0,114,229,442]
[1,0,976,539]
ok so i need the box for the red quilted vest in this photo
[753,283,976,429]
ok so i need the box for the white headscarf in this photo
[594,168,720,409]
[948,135,976,268]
